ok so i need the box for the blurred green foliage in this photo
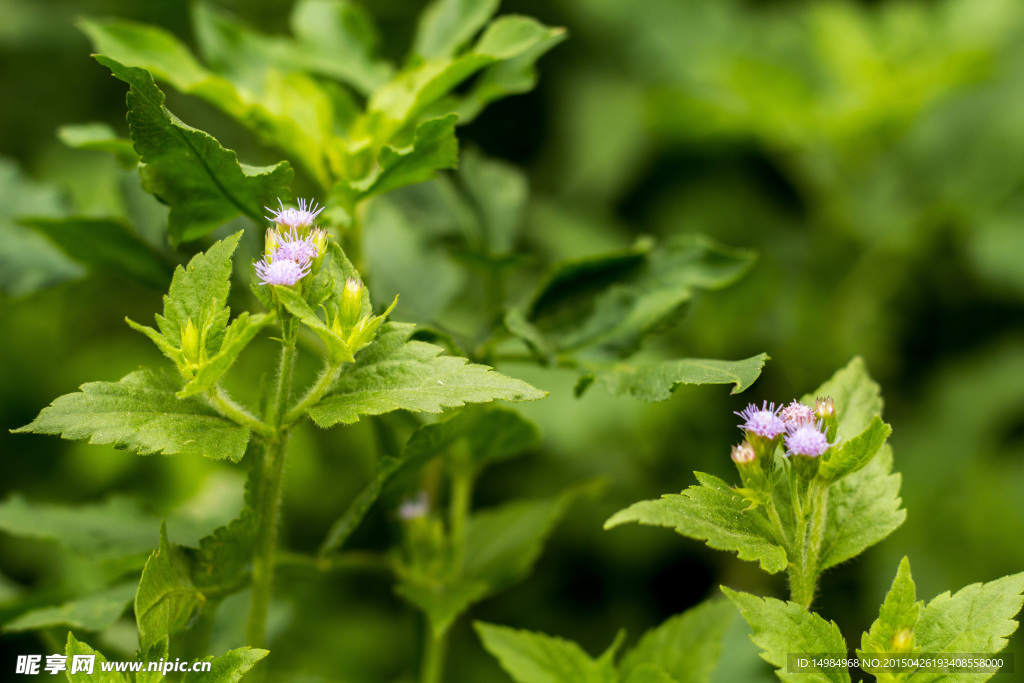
[2,0,1024,680]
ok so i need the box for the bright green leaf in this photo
[581,354,769,401]
[857,557,921,677]
[13,369,251,462]
[180,647,269,683]
[819,415,891,483]
[912,570,1024,683]
[3,581,137,633]
[135,525,205,650]
[22,217,170,289]
[722,587,850,683]
[620,599,736,683]
[413,0,499,59]
[135,637,169,683]
[307,322,546,428]
[92,55,292,245]
[801,357,883,440]
[475,621,619,683]
[605,472,787,574]
[58,122,139,166]
[65,632,129,683]
[178,312,273,398]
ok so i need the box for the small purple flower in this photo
[255,256,311,286]
[735,401,786,439]
[785,422,830,457]
[265,197,325,231]
[780,400,815,427]
[274,230,320,263]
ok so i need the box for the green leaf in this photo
[289,0,393,95]
[180,647,269,683]
[318,455,403,555]
[135,525,205,650]
[581,354,769,401]
[185,493,257,595]
[475,622,619,683]
[3,581,137,633]
[520,235,757,354]
[857,557,921,668]
[178,312,273,398]
[307,322,546,428]
[805,359,906,570]
[92,55,292,245]
[620,599,737,683]
[818,415,891,483]
[22,217,170,289]
[605,472,787,574]
[274,286,354,365]
[65,632,129,683]
[58,122,139,166]
[398,487,587,636]
[624,665,679,683]
[13,369,251,462]
[135,637,169,683]
[0,157,83,296]
[913,571,1024,682]
[722,587,850,683]
[413,0,500,59]
[341,114,459,205]
[458,148,528,254]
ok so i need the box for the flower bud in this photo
[814,396,838,443]
[180,318,201,366]
[337,278,364,333]
[890,628,914,653]
[264,228,281,258]
[731,442,757,464]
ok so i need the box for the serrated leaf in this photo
[582,354,768,401]
[274,286,354,365]
[65,632,129,683]
[857,557,921,672]
[475,622,618,683]
[801,357,883,440]
[180,647,269,683]
[135,525,205,650]
[178,311,273,397]
[22,217,170,289]
[819,415,891,483]
[910,571,1024,683]
[413,0,499,59]
[341,114,459,206]
[620,599,736,683]
[289,0,393,95]
[605,472,787,573]
[520,235,757,354]
[13,369,251,462]
[92,55,292,245]
[185,491,257,595]
[135,637,169,683]
[722,587,850,683]
[3,581,137,633]
[307,322,545,427]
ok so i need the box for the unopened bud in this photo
[181,318,200,365]
[310,228,328,258]
[338,278,364,332]
[264,228,281,257]
[814,396,838,443]
[731,442,757,464]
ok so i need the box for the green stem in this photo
[449,467,473,572]
[789,479,829,609]
[282,361,344,426]
[765,495,789,548]
[246,435,289,649]
[421,629,449,683]
[266,318,298,428]
[208,387,275,439]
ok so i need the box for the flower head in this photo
[735,401,786,439]
[255,256,311,286]
[785,421,830,458]
[780,400,815,427]
[398,492,430,521]
[265,197,324,232]
[273,229,320,264]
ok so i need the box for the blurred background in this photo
[2,0,1023,680]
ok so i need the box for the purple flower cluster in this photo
[265,197,324,231]
[736,400,831,458]
[255,198,325,286]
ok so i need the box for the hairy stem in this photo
[282,360,344,427]
[207,386,275,439]
[789,479,829,609]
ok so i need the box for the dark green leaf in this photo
[818,415,891,483]
[620,599,736,683]
[92,55,292,245]
[406,405,541,474]
[13,369,251,462]
[722,587,850,683]
[3,581,136,633]
[475,621,619,683]
[605,472,787,573]
[22,217,170,289]
[581,354,768,401]
[135,525,205,650]
[413,0,499,59]
[308,322,546,427]
[318,456,402,555]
